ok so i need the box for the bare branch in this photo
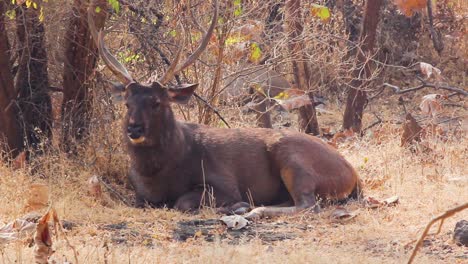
[382,79,467,96]
[407,202,468,264]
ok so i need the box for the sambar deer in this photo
[88,2,361,219]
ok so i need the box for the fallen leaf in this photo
[88,175,102,199]
[330,128,355,146]
[34,209,59,264]
[330,207,357,222]
[364,196,382,209]
[383,196,399,206]
[365,196,400,209]
[419,62,441,80]
[0,218,36,245]
[419,94,446,117]
[220,215,250,230]
[401,113,422,147]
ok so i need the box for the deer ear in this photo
[110,81,126,92]
[167,83,198,104]
[109,81,126,102]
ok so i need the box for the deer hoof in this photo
[233,207,249,215]
[244,206,266,219]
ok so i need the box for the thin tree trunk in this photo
[252,0,284,129]
[61,0,107,151]
[15,4,52,150]
[0,1,22,157]
[342,0,383,132]
[285,0,319,135]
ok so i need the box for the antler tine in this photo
[158,23,186,85]
[87,6,134,85]
[158,0,219,85]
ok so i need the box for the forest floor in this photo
[0,94,467,263]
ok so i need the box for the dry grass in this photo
[0,103,467,264]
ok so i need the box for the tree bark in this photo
[0,1,22,157]
[61,0,107,151]
[342,0,383,132]
[15,4,52,150]
[285,0,319,135]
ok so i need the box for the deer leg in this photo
[174,189,205,212]
[217,201,251,215]
[244,195,319,219]
[244,164,320,219]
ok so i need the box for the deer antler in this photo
[87,6,134,85]
[158,0,219,85]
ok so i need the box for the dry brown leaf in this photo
[419,62,442,80]
[401,113,423,147]
[393,0,426,17]
[330,207,357,222]
[34,209,59,264]
[24,184,49,212]
[419,94,446,117]
[330,128,355,146]
[364,196,400,209]
[88,175,102,199]
[220,215,250,230]
[383,196,399,206]
[0,219,36,245]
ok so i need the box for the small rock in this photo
[453,220,468,246]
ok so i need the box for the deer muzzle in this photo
[127,124,145,144]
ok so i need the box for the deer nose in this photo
[127,124,144,139]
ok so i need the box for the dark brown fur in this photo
[123,82,361,214]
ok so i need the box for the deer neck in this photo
[128,112,191,176]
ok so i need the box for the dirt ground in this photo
[1,99,467,263]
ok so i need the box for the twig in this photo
[153,41,231,128]
[193,93,230,128]
[436,115,466,124]
[98,177,132,206]
[383,79,467,96]
[362,113,382,133]
[407,202,468,264]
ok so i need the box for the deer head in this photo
[88,2,218,146]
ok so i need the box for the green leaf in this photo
[5,10,16,20]
[39,7,44,22]
[310,4,331,22]
[108,0,120,13]
[249,42,262,63]
[233,0,242,17]
[95,6,101,13]
[169,29,177,37]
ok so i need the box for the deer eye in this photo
[151,100,160,109]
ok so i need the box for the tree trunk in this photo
[342,0,383,132]
[252,0,284,129]
[285,0,319,135]
[0,1,22,157]
[15,4,52,150]
[61,0,107,151]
